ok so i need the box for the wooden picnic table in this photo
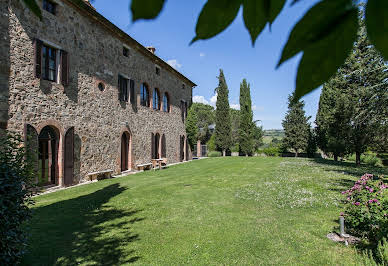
[151,158,164,170]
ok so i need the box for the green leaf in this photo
[365,0,388,61]
[243,0,267,45]
[22,0,42,20]
[277,0,355,68]
[192,0,242,44]
[243,0,285,45]
[131,0,165,21]
[268,0,286,25]
[295,9,358,100]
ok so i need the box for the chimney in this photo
[147,47,156,54]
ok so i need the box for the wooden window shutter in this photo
[130,79,135,104]
[61,50,69,86]
[34,39,43,78]
[118,75,122,101]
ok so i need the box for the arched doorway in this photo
[64,127,74,186]
[152,133,160,159]
[121,132,131,172]
[38,126,59,185]
[180,136,185,162]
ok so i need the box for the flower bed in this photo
[341,174,388,243]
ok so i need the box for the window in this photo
[163,93,169,112]
[98,82,105,92]
[43,0,56,15]
[123,47,129,57]
[140,83,149,107]
[155,67,160,75]
[182,84,185,90]
[42,45,57,82]
[35,39,69,85]
[118,75,129,102]
[153,88,160,110]
[181,100,188,122]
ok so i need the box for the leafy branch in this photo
[21,0,388,100]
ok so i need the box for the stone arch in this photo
[119,128,132,172]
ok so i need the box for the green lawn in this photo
[22,157,388,265]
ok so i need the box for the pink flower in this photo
[354,202,360,206]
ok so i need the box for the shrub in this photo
[208,151,222,157]
[356,238,388,265]
[207,134,216,152]
[341,174,388,243]
[348,152,383,167]
[0,133,35,265]
[259,145,280,157]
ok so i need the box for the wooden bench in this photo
[136,163,152,171]
[160,158,168,169]
[87,169,113,181]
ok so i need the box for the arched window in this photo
[140,83,149,107]
[163,93,170,112]
[153,88,160,110]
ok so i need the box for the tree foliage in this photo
[282,93,310,156]
[316,16,388,164]
[238,79,255,156]
[0,133,35,265]
[189,103,215,144]
[214,69,232,156]
[185,107,199,151]
[21,0,388,100]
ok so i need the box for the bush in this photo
[258,145,280,157]
[341,174,388,243]
[208,151,222,157]
[207,134,216,152]
[0,133,35,265]
[356,238,388,265]
[348,152,383,167]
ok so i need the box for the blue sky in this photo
[92,0,322,129]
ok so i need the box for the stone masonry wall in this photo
[4,0,193,184]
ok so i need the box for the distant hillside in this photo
[261,129,285,147]
[264,129,285,138]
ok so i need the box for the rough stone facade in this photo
[0,0,195,186]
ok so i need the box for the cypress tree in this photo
[282,93,310,157]
[214,69,232,156]
[238,79,254,156]
[185,107,199,151]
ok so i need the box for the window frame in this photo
[118,75,129,102]
[42,44,57,82]
[43,0,56,15]
[163,93,170,112]
[153,88,160,110]
[140,83,150,107]
[123,46,129,57]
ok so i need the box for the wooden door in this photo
[64,127,74,186]
[121,133,129,171]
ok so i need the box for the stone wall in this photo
[4,0,194,184]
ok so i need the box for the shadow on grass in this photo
[313,158,388,178]
[22,184,143,265]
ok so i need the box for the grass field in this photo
[22,157,387,265]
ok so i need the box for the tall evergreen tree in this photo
[317,16,388,165]
[282,93,310,157]
[214,69,232,156]
[238,79,254,156]
[316,76,352,161]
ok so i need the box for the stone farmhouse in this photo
[0,0,196,186]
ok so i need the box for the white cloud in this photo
[210,93,217,107]
[193,95,209,105]
[230,104,240,110]
[167,59,182,69]
[200,52,205,57]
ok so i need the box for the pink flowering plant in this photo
[341,174,388,243]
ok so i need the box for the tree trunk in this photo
[334,154,338,162]
[295,150,298,157]
[222,149,226,157]
[356,152,361,166]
